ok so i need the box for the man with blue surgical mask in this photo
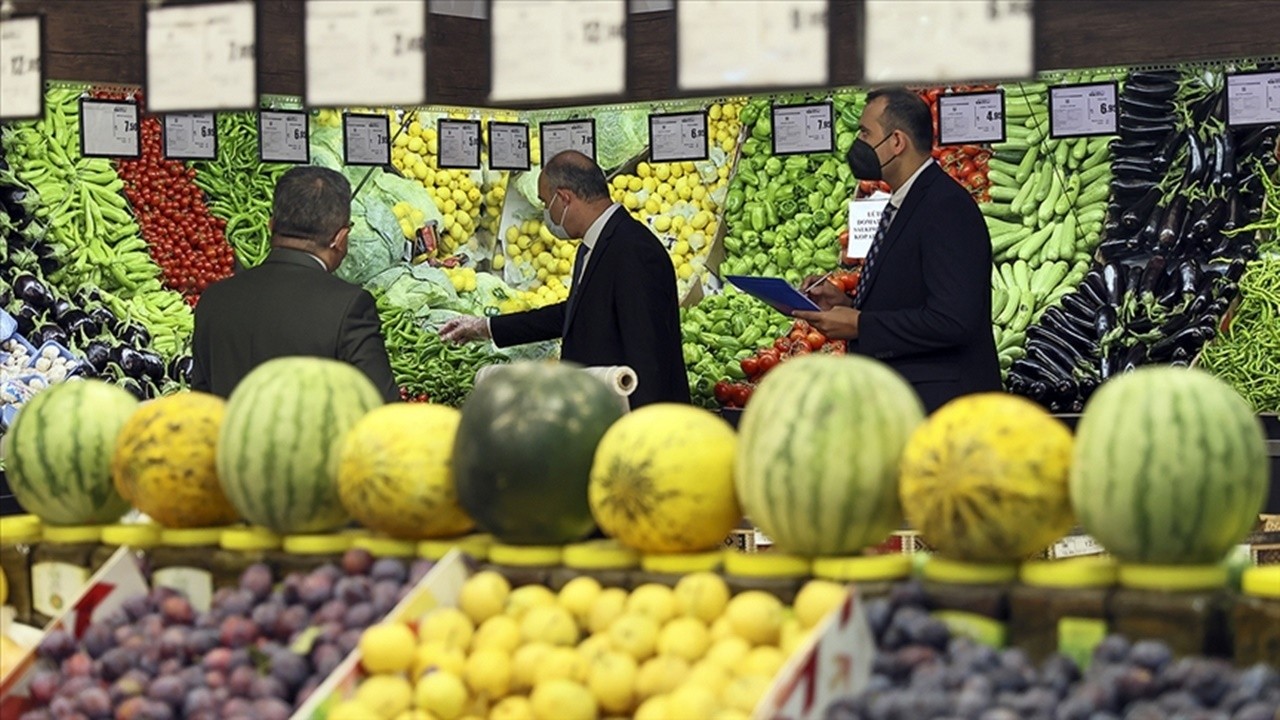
[440,150,690,408]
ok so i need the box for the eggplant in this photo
[14,305,39,336]
[118,378,147,400]
[1125,80,1179,101]
[0,285,11,308]
[1219,129,1236,184]
[1140,202,1165,246]
[1119,95,1174,119]
[1029,323,1098,359]
[52,298,73,320]
[60,310,98,339]
[1109,139,1161,157]
[1122,187,1162,230]
[88,307,120,336]
[1237,125,1278,156]
[83,341,111,372]
[1149,324,1215,359]
[1061,293,1099,322]
[1221,190,1243,233]
[1120,343,1148,373]
[13,274,53,310]
[1140,256,1169,298]
[1183,130,1205,186]
[1099,348,1119,380]
[1043,307,1095,337]
[1112,177,1157,197]
[1119,120,1176,142]
[34,244,58,276]
[1112,158,1160,180]
[1125,263,1145,299]
[1157,195,1187,246]
[117,324,151,348]
[1129,69,1181,84]
[35,324,67,346]
[1176,261,1202,297]
[1026,343,1078,387]
[1127,316,1157,334]
[112,346,148,379]
[1153,131,1186,172]
[137,350,165,381]
[1192,197,1226,238]
[168,355,195,382]
[1082,272,1109,309]
[1094,305,1118,340]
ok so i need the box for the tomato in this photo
[805,331,826,351]
[774,338,790,352]
[730,383,753,407]
[841,273,860,293]
[793,319,811,334]
[714,381,734,405]
[958,159,977,177]
[758,349,780,373]
[740,356,760,378]
[790,344,811,356]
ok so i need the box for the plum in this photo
[341,548,375,576]
[239,563,274,601]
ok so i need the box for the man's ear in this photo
[332,225,351,250]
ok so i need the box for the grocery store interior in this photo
[1,1,1280,718]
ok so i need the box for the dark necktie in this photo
[563,243,590,335]
[853,202,897,309]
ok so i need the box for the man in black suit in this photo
[191,166,399,402]
[440,151,690,408]
[797,88,1001,413]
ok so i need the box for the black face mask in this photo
[846,134,895,181]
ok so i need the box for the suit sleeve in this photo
[614,243,684,408]
[190,298,212,394]
[858,192,992,360]
[339,290,400,403]
[489,302,567,348]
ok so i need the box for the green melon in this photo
[1070,366,1268,564]
[734,354,925,556]
[2,380,137,525]
[216,357,385,535]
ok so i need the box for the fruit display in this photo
[390,112,487,259]
[679,288,792,408]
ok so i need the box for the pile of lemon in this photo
[501,219,575,307]
[391,117,485,256]
[329,571,849,720]
[393,202,429,240]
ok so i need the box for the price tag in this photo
[539,119,596,165]
[1048,82,1118,139]
[771,102,834,156]
[648,111,709,163]
[305,0,426,108]
[343,113,391,166]
[1225,70,1280,127]
[145,1,257,113]
[162,113,218,160]
[937,91,1006,146]
[846,196,891,260]
[676,0,828,91]
[490,0,625,103]
[438,119,482,170]
[0,15,45,121]
[80,99,141,158]
[864,0,1034,83]
[258,110,310,163]
[488,122,531,171]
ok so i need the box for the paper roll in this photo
[473,363,638,412]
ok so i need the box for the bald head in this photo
[542,150,610,203]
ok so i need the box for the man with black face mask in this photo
[796,87,1001,413]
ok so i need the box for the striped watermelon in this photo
[734,354,925,556]
[216,357,385,534]
[1070,366,1268,565]
[2,380,137,525]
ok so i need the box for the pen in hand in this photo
[801,272,834,295]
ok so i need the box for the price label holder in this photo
[937,90,1006,146]
[80,98,141,159]
[1048,81,1118,139]
[675,0,829,92]
[438,119,482,170]
[1225,70,1280,128]
[846,196,891,260]
[771,102,835,156]
[144,1,257,113]
[258,110,310,164]
[162,112,218,161]
[864,0,1034,83]
[648,111,709,163]
[342,113,391,167]
[305,0,426,108]
[0,14,45,121]
[539,119,596,166]
[488,121,531,171]
[489,0,626,104]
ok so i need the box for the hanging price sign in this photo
[1048,81,1119,138]
[145,1,257,113]
[162,113,218,160]
[488,122,531,171]
[490,0,625,103]
[676,0,828,92]
[0,15,45,121]
[937,90,1006,145]
[305,0,426,108]
[772,102,835,156]
[80,99,141,158]
[438,119,482,170]
[864,0,1034,83]
[649,111,709,163]
[343,113,391,166]
[1225,70,1280,127]
[259,110,310,163]
[539,119,596,165]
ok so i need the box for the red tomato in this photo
[759,349,781,372]
[805,332,827,351]
[773,338,790,352]
[731,383,754,407]
[714,381,734,405]
[740,356,760,378]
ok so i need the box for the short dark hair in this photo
[271,166,351,245]
[867,87,934,152]
[543,150,610,202]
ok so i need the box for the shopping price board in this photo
[488,121,531,171]
[437,118,482,170]
[489,0,626,103]
[649,110,710,163]
[1225,70,1280,127]
[676,0,829,92]
[342,113,391,167]
[161,112,218,161]
[145,1,257,113]
[258,110,310,164]
[938,90,1006,145]
[1049,81,1119,138]
[0,15,45,121]
[79,98,141,158]
[539,119,596,165]
[772,102,835,156]
[864,0,1034,83]
[304,0,426,108]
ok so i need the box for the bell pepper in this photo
[725,189,745,214]
[812,209,832,229]
[752,117,772,141]
[761,230,777,247]
[754,251,769,269]
[748,204,767,232]
[814,248,840,267]
[741,230,760,247]
[817,178,835,196]
[837,131,855,154]
[765,157,783,176]
[837,160,853,181]
[722,233,743,254]
[771,246,793,268]
[795,213,816,236]
[797,176,819,193]
[840,106,861,132]
[792,249,813,268]
[814,227,837,249]
[765,201,779,227]
[724,362,746,381]
[730,315,746,336]
[818,158,839,178]
[711,320,731,335]
[778,221,801,242]
[738,325,763,346]
[777,198,799,218]
[807,191,824,212]
[740,102,761,127]
[736,165,760,188]
[823,195,843,214]
[784,156,809,173]
[741,137,761,157]
[682,344,703,364]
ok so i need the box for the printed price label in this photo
[0,16,44,120]
[938,91,1006,145]
[438,119,482,170]
[343,113,391,166]
[847,196,892,260]
[649,111,709,163]
[146,1,257,113]
[865,0,1033,83]
[1226,70,1280,127]
[305,0,426,107]
[81,99,141,158]
[488,122,531,171]
[1048,82,1118,138]
[539,119,596,165]
[162,113,218,160]
[772,102,835,156]
[259,110,310,163]
[490,0,625,102]
[676,0,828,91]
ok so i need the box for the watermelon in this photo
[216,357,385,535]
[734,354,925,556]
[1070,366,1269,565]
[453,362,624,545]
[2,380,137,525]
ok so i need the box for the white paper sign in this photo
[80,100,141,158]
[539,119,596,165]
[490,0,625,103]
[772,103,834,156]
[305,0,426,107]
[488,122,531,171]
[846,196,891,260]
[864,0,1034,83]
[0,16,44,120]
[438,119,482,169]
[938,91,1006,145]
[259,110,310,163]
[1048,82,1118,138]
[649,111,709,163]
[162,113,218,160]
[146,1,257,113]
[676,0,828,91]
[1226,70,1280,127]
[343,114,391,166]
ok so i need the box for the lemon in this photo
[361,622,418,674]
[636,162,651,178]
[464,648,511,699]
[606,613,659,661]
[329,699,384,720]
[575,632,613,665]
[506,585,557,620]
[510,641,553,692]
[587,650,637,715]
[652,215,672,233]
[414,671,468,719]
[656,616,710,662]
[794,580,848,630]
[686,661,732,696]
[709,615,736,642]
[419,608,476,651]
[725,591,784,646]
[489,696,535,720]
[530,679,598,720]
[586,587,628,635]
[633,694,670,720]
[392,710,436,720]
[625,584,676,624]
[721,675,770,713]
[414,642,467,678]
[472,615,521,654]
[705,636,751,669]
[739,645,786,678]
[712,710,751,720]
[459,571,510,625]
[356,674,414,717]
[635,656,689,700]
[534,646,588,685]
[667,683,720,718]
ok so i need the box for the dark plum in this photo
[218,589,256,617]
[1115,666,1157,703]
[239,563,274,600]
[202,646,233,672]
[27,670,60,705]
[275,604,311,640]
[338,627,363,655]
[251,602,284,635]
[227,665,258,697]
[298,573,336,609]
[36,629,77,662]
[158,626,189,660]
[121,594,151,621]
[341,548,375,576]
[312,563,343,583]
[80,624,114,659]
[335,575,373,605]
[60,651,94,677]
[1120,701,1165,720]
[314,599,348,624]
[295,676,323,706]
[221,697,254,716]
[1233,702,1280,720]
[370,558,407,584]
[181,687,218,717]
[343,601,377,629]
[268,649,310,691]
[148,675,187,707]
[977,707,1019,720]
[281,573,305,604]
[147,586,179,607]
[252,697,294,720]
[864,597,892,639]
[372,580,402,615]
[96,647,137,681]
[1127,639,1173,673]
[185,627,220,656]
[310,642,345,677]
[1093,635,1132,665]
[219,615,260,648]
[250,675,288,700]
[159,595,195,626]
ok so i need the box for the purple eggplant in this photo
[168,355,194,382]
[13,305,39,336]
[60,309,98,339]
[35,324,67,346]
[137,350,165,381]
[83,341,111,372]
[116,324,151,348]
[13,274,53,310]
[1157,195,1187,246]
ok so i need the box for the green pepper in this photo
[784,156,809,173]
[754,251,769,269]
[817,178,835,196]
[722,234,743,254]
[682,344,701,364]
[823,195,843,214]
[812,209,831,228]
[765,157,783,176]
[797,235,816,252]
[797,176,819,193]
[711,320,731,335]
[818,158,839,178]
[778,221,800,242]
[725,189,744,214]
[795,214,815,236]
[837,131,855,154]
[807,191,824,212]
[791,249,812,269]
[814,227,837,248]
[777,198,798,218]
[752,117,772,141]
[741,230,760,247]
[749,204,766,232]
[761,230,777,247]
[738,326,763,346]
[730,315,746,335]
[737,165,759,187]
[771,246,793,267]
[814,249,839,267]
[837,162,853,181]
[765,201,778,226]
[840,106,861,132]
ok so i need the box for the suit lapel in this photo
[859,163,943,303]
[563,209,625,334]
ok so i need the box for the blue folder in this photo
[725,275,821,315]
